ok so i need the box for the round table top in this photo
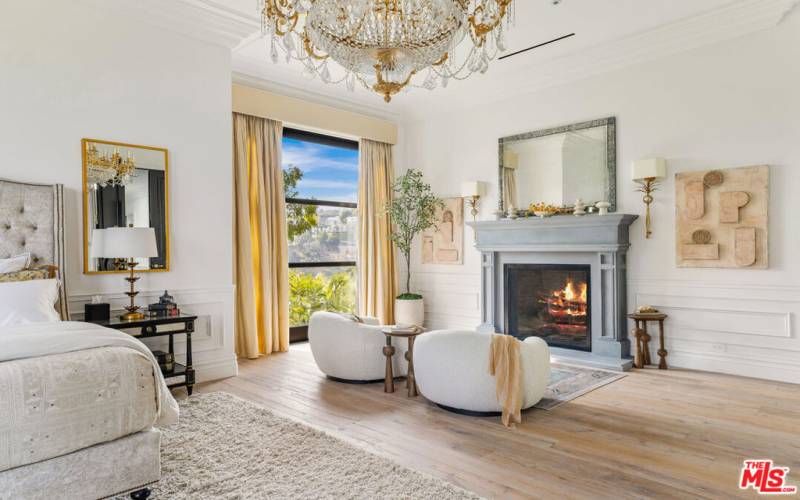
[381,326,425,338]
[628,312,668,320]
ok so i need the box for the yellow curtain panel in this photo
[358,139,398,324]
[233,113,289,358]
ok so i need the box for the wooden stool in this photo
[628,312,668,369]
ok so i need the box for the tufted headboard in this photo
[0,178,69,320]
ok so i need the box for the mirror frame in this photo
[498,116,617,213]
[82,138,170,274]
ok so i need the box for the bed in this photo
[0,178,177,499]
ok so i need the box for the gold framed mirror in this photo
[82,138,170,274]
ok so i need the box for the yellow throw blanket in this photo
[488,334,523,427]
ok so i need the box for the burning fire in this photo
[540,277,588,321]
[559,278,587,304]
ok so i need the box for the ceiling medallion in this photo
[259,0,515,102]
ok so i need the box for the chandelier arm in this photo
[468,0,513,40]
[264,0,300,37]
[302,31,329,61]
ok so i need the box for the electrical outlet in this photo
[711,343,726,353]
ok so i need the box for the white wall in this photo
[0,1,237,382]
[400,9,800,383]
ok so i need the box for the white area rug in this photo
[135,392,480,499]
[535,363,627,410]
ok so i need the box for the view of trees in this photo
[284,165,318,241]
[288,267,356,327]
[284,164,357,327]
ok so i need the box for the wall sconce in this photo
[632,158,667,239]
[460,181,486,221]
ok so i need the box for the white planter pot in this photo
[395,298,425,327]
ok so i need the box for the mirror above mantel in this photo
[499,117,617,213]
[82,138,170,274]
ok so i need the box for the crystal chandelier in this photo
[260,0,514,102]
[85,143,136,187]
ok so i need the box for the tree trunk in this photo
[405,250,411,294]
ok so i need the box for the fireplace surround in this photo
[467,214,638,371]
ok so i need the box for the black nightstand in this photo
[86,313,198,395]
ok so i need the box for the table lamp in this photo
[91,227,158,320]
[632,158,667,239]
[461,181,486,221]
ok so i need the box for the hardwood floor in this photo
[196,343,800,499]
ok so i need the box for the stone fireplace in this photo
[467,214,638,371]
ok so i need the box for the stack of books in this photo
[152,350,174,372]
[147,302,180,317]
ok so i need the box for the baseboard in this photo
[193,355,239,383]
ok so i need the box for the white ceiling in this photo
[177,0,798,121]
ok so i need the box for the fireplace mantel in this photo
[468,214,638,252]
[467,214,638,371]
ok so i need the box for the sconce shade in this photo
[461,181,486,198]
[632,158,667,180]
[91,227,158,258]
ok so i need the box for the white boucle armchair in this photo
[414,330,550,414]
[308,311,408,383]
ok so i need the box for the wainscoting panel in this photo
[412,271,481,331]
[630,279,800,383]
[68,285,238,383]
[409,267,799,383]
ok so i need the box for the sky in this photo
[282,137,359,203]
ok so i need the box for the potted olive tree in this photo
[385,169,444,327]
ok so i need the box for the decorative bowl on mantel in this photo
[529,202,560,218]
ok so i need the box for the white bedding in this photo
[0,321,179,471]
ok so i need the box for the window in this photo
[283,128,359,341]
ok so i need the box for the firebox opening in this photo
[504,264,592,352]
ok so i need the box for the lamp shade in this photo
[632,158,667,180]
[91,227,158,258]
[460,181,486,198]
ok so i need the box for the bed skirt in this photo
[0,428,161,500]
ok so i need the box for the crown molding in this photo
[400,0,800,121]
[231,63,405,123]
[79,0,259,49]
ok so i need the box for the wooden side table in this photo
[628,312,668,370]
[382,327,425,397]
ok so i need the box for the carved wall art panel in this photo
[675,165,768,268]
[422,197,464,265]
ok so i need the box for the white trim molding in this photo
[77,0,259,49]
[630,278,800,384]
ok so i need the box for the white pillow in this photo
[0,253,31,274]
[0,279,61,327]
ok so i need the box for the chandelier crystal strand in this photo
[259,0,514,102]
[85,143,136,187]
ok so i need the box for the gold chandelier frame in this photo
[260,0,515,102]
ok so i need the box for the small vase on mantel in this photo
[573,199,587,216]
[596,201,611,215]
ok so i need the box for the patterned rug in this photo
[534,363,627,410]
[126,392,480,499]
